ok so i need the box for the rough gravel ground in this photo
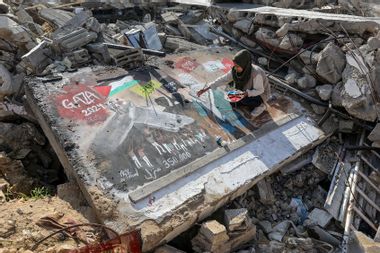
[0,196,92,253]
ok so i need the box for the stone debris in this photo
[256,178,275,205]
[349,230,380,253]
[308,208,333,228]
[296,74,317,89]
[312,140,340,174]
[316,84,333,101]
[192,213,257,253]
[316,42,346,84]
[224,208,250,232]
[191,220,230,253]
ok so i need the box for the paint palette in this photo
[225,90,245,103]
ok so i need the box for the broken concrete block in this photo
[16,9,34,24]
[0,16,36,51]
[341,51,377,122]
[255,27,280,48]
[39,8,74,28]
[290,197,308,223]
[305,224,340,247]
[285,72,297,84]
[0,64,13,98]
[331,82,343,107]
[154,245,186,253]
[233,18,254,35]
[164,37,207,52]
[368,37,380,51]
[227,9,244,22]
[245,5,380,35]
[192,220,230,253]
[229,223,256,252]
[296,74,316,89]
[312,142,339,174]
[192,21,218,42]
[256,178,275,205]
[316,84,333,101]
[258,220,272,234]
[178,20,191,40]
[85,17,101,33]
[86,43,112,64]
[268,221,290,242]
[25,22,44,36]
[201,220,229,243]
[299,50,319,65]
[240,36,257,48]
[39,8,74,27]
[53,28,97,53]
[64,49,91,67]
[275,23,289,37]
[339,120,355,133]
[21,41,53,75]
[279,34,303,51]
[350,230,380,253]
[232,27,243,39]
[316,42,346,84]
[55,10,93,35]
[165,24,182,36]
[308,208,332,228]
[285,237,315,252]
[224,208,249,232]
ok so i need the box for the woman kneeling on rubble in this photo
[197,49,271,118]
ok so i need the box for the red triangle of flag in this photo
[94,86,111,98]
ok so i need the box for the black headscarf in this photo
[232,49,252,91]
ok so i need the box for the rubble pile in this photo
[210,5,380,122]
[0,102,65,197]
[166,140,359,252]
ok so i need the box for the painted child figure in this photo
[197,49,271,118]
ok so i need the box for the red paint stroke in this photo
[68,230,142,253]
[175,57,199,73]
[54,84,108,124]
[222,58,234,73]
[94,85,111,98]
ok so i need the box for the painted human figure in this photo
[197,49,271,118]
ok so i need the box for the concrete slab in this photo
[25,48,326,251]
[211,4,380,35]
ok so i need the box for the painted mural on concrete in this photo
[49,51,248,193]
[54,84,109,124]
